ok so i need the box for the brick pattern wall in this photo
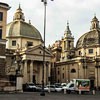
[0,43,6,77]
[0,44,5,56]
[0,59,5,76]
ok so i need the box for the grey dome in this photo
[6,20,42,40]
[76,16,100,49]
[6,5,42,40]
[76,30,100,48]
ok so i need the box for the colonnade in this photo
[22,60,51,85]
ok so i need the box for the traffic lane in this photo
[0,92,100,100]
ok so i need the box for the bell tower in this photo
[64,22,74,50]
[61,22,74,61]
[13,4,25,21]
[90,15,100,30]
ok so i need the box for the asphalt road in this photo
[0,91,100,100]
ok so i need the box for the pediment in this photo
[25,44,52,57]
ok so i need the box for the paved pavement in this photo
[0,91,100,100]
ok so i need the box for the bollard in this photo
[79,90,81,94]
[48,87,50,93]
[64,89,66,94]
[92,90,95,95]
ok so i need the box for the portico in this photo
[21,44,52,85]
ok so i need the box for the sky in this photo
[1,0,100,46]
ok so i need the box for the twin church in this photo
[0,2,100,90]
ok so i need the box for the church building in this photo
[5,5,52,85]
[50,16,100,89]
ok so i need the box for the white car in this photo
[24,83,37,92]
[55,86,62,92]
[61,83,67,87]
[44,85,62,92]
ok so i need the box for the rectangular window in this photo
[79,51,81,55]
[64,41,66,50]
[89,49,93,54]
[62,73,64,79]
[27,41,33,46]
[68,41,71,48]
[0,29,2,39]
[12,40,16,46]
[0,12,3,21]
[58,71,59,75]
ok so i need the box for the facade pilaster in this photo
[44,63,46,84]
[30,60,33,83]
[23,60,28,83]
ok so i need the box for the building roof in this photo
[76,15,100,49]
[0,2,10,10]
[6,5,42,40]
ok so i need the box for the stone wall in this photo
[0,43,6,76]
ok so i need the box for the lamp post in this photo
[40,0,54,96]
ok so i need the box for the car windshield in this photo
[67,83,72,87]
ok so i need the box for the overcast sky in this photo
[2,0,100,46]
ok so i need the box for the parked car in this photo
[55,85,62,92]
[61,83,68,91]
[44,85,62,92]
[23,83,37,92]
[61,83,67,87]
[35,85,42,92]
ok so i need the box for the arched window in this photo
[20,15,22,19]
[71,69,76,73]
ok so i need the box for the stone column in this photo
[44,63,46,85]
[23,60,28,83]
[48,63,51,93]
[46,63,48,84]
[30,60,33,83]
[95,67,98,88]
[98,68,100,88]
[46,62,50,84]
[48,63,51,80]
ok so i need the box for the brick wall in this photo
[0,43,6,76]
[0,59,5,76]
[0,44,5,56]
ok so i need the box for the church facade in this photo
[0,2,100,90]
[50,16,100,89]
[5,5,52,85]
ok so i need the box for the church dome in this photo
[6,5,42,40]
[76,15,100,49]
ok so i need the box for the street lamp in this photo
[40,0,54,96]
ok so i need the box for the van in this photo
[66,79,90,94]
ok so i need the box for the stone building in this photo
[0,2,10,80]
[0,2,10,39]
[6,5,52,85]
[50,17,100,89]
